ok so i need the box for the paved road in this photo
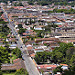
[1,5,40,75]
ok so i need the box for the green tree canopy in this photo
[53,66,63,74]
[18,24,23,28]
[13,47,22,58]
[0,46,9,63]
[70,55,75,67]
[35,51,51,64]
[18,28,26,35]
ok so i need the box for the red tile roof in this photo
[35,38,60,42]
[1,58,25,70]
[27,46,33,50]
[60,64,68,66]
[37,64,57,69]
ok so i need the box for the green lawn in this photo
[12,54,17,61]
[9,53,17,63]
[0,33,6,38]
[3,73,15,75]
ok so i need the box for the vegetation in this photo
[2,68,29,75]
[27,0,75,6]
[15,68,29,75]
[12,47,22,58]
[0,19,9,38]
[34,30,44,38]
[0,46,22,64]
[18,28,26,35]
[0,12,3,16]
[18,24,23,28]
[35,51,51,64]
[62,66,75,75]
[0,46,9,63]
[53,8,75,14]
[35,42,75,74]
[3,73,15,75]
[53,66,63,74]
[34,22,58,38]
[43,22,58,33]
[14,2,23,6]
[12,16,18,18]
[0,46,23,75]
[0,19,8,24]
[47,8,75,14]
[0,46,9,75]
[0,0,75,6]
[0,63,3,75]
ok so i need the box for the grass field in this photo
[3,73,15,75]
[9,53,17,63]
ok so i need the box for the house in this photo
[35,38,60,43]
[60,64,68,70]
[6,38,17,44]
[25,41,35,45]
[61,40,75,45]
[34,48,44,53]
[34,27,43,30]
[26,44,34,55]
[1,58,25,70]
[30,53,35,58]
[7,34,14,38]
[34,25,45,30]
[49,42,60,50]
[9,44,17,49]
[34,45,50,53]
[22,30,36,36]
[55,72,62,75]
[37,64,57,74]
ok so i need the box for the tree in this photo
[18,28,26,35]
[13,47,22,58]
[62,69,73,75]
[43,24,51,34]
[0,23,10,38]
[14,2,23,6]
[66,47,75,60]
[0,46,9,63]
[18,24,23,28]
[15,68,28,75]
[53,66,63,74]
[34,51,51,64]
[28,1,34,5]
[51,22,58,32]
[52,51,63,63]
[4,43,10,53]
[62,66,75,75]
[51,42,74,64]
[42,22,58,35]
[0,12,3,16]
[53,8,75,14]
[0,63,3,75]
[70,55,75,67]
[0,46,9,74]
